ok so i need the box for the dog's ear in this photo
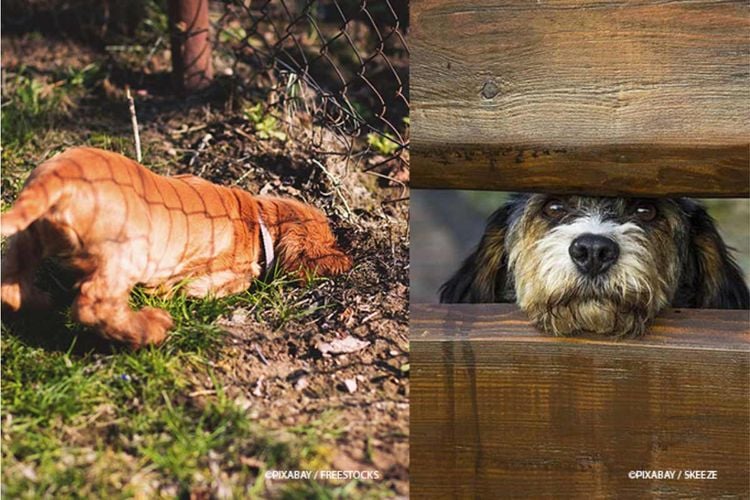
[682,200,749,309]
[439,204,512,303]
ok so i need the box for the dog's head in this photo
[253,196,352,278]
[440,194,748,337]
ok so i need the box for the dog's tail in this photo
[1,173,64,237]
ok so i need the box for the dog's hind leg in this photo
[1,228,52,312]
[71,262,173,348]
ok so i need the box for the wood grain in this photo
[411,303,750,498]
[411,144,750,197]
[411,0,750,196]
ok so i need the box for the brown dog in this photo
[1,147,351,347]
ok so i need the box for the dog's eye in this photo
[633,203,657,222]
[542,199,568,220]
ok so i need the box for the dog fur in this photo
[441,194,749,337]
[1,147,352,347]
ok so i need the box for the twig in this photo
[362,311,380,323]
[365,170,408,198]
[310,158,356,222]
[254,345,270,366]
[232,157,258,186]
[189,389,217,397]
[169,123,208,137]
[381,196,409,205]
[233,127,255,142]
[190,133,214,172]
[125,86,142,162]
[140,36,164,86]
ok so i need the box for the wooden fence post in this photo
[168,0,213,92]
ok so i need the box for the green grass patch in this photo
[244,103,288,142]
[230,271,331,327]
[2,326,290,496]
[366,132,399,156]
[2,269,351,497]
[2,64,102,148]
[1,64,108,205]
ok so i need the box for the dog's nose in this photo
[569,234,619,276]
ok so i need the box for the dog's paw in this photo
[133,307,174,348]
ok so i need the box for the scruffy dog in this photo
[441,194,749,337]
[1,147,351,347]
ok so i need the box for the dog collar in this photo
[258,214,275,272]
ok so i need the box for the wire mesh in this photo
[215,0,409,170]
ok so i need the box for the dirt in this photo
[2,28,409,496]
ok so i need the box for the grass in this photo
[1,63,108,205]
[366,132,399,156]
[1,272,366,497]
[2,64,102,147]
[244,103,288,142]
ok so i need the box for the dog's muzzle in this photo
[568,233,620,277]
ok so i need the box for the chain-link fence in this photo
[215,0,409,172]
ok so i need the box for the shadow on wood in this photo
[411,144,750,197]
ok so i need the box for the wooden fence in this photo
[412,304,749,497]
[411,0,750,197]
[410,0,750,497]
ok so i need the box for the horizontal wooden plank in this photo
[411,0,750,196]
[411,303,750,349]
[411,144,750,197]
[411,303,750,498]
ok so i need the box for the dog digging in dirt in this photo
[1,147,352,348]
[440,194,749,337]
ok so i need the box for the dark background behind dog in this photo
[411,190,750,303]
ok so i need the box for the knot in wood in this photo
[480,80,500,100]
